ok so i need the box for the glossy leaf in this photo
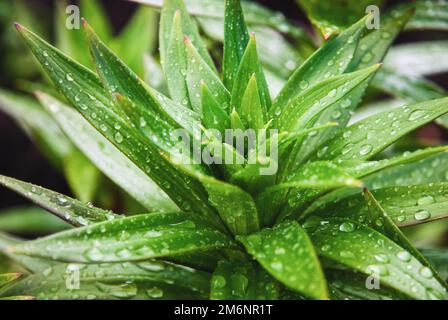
[0,261,210,300]
[37,92,177,212]
[0,273,23,288]
[210,261,279,299]
[185,36,230,113]
[159,0,215,74]
[306,218,447,300]
[314,183,448,228]
[201,82,230,134]
[238,221,328,300]
[275,64,380,133]
[318,98,448,161]
[222,0,249,90]
[231,34,271,116]
[16,23,221,227]
[8,212,235,263]
[240,74,264,130]
[0,175,119,227]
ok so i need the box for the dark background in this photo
[0,0,447,210]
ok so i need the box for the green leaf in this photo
[292,9,412,170]
[314,183,448,228]
[274,161,363,190]
[162,10,191,109]
[272,15,367,115]
[16,23,222,228]
[362,189,447,287]
[0,273,22,288]
[184,36,230,113]
[0,206,70,234]
[0,175,119,227]
[240,74,264,130]
[175,169,259,236]
[343,147,448,178]
[238,221,328,300]
[0,261,210,300]
[223,0,249,90]
[64,150,100,203]
[84,20,184,154]
[275,64,380,133]
[296,0,385,38]
[160,0,215,74]
[210,261,279,299]
[318,98,448,162]
[231,34,271,116]
[327,270,406,300]
[37,92,177,212]
[0,88,72,167]
[8,212,235,263]
[201,82,230,134]
[110,6,157,76]
[305,218,447,300]
[0,232,56,273]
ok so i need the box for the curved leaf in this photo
[8,212,235,263]
[0,175,119,227]
[305,218,447,300]
[238,221,328,300]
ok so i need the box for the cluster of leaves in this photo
[0,0,447,300]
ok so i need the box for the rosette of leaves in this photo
[0,0,447,300]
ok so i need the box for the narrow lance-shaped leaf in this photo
[210,261,280,300]
[274,161,363,191]
[240,74,264,130]
[362,189,447,287]
[0,232,56,274]
[275,64,380,133]
[272,15,368,114]
[7,212,236,263]
[291,9,413,170]
[16,23,222,229]
[318,97,448,162]
[238,221,329,300]
[0,175,119,227]
[84,19,185,154]
[185,36,230,113]
[342,147,448,178]
[160,0,215,73]
[223,0,250,90]
[327,269,407,300]
[0,273,23,288]
[0,261,211,300]
[306,152,448,217]
[313,183,448,228]
[231,34,271,116]
[167,164,259,236]
[37,92,177,212]
[163,11,192,109]
[305,218,447,300]
[201,81,230,134]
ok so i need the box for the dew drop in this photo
[414,210,431,221]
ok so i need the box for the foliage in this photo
[0,0,447,300]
